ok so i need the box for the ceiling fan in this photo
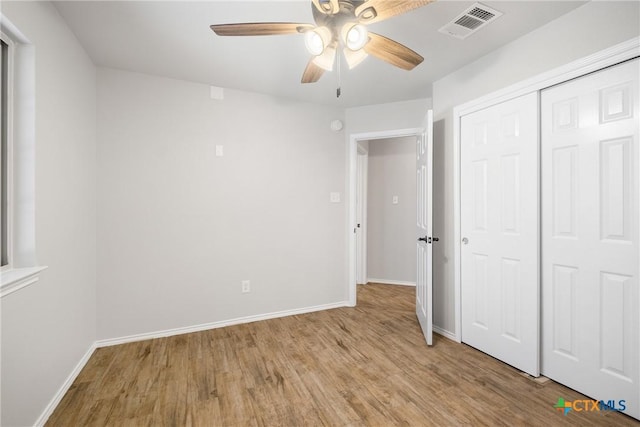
[210,0,434,87]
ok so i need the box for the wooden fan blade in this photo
[301,59,325,83]
[210,23,313,36]
[364,32,423,70]
[356,0,435,25]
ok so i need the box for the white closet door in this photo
[461,92,539,376]
[541,59,639,419]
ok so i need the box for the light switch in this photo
[330,192,341,203]
[215,145,224,157]
[392,196,399,204]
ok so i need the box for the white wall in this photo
[366,137,416,284]
[345,98,431,135]
[431,1,640,335]
[0,2,97,426]
[96,68,347,340]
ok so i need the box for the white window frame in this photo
[0,16,46,298]
[1,32,15,272]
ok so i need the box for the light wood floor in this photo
[47,284,637,426]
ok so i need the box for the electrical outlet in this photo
[241,280,250,293]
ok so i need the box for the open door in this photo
[416,110,434,346]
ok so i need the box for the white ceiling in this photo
[53,0,587,107]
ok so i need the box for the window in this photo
[1,37,10,269]
[0,19,45,297]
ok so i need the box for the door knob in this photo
[432,237,439,242]
[462,237,469,245]
[418,236,428,242]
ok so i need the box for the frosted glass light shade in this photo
[344,24,368,51]
[304,27,331,56]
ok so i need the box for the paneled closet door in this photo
[541,59,639,419]
[461,92,539,376]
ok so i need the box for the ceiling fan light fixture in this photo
[343,24,369,51]
[211,0,432,86]
[304,26,331,56]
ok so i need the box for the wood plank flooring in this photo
[46,284,638,426]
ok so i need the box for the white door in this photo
[416,110,433,346]
[541,59,639,419]
[356,147,368,285]
[461,92,539,376]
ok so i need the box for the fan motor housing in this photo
[312,0,367,38]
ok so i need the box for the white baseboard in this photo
[35,342,97,426]
[96,301,350,347]
[433,325,459,343]
[367,278,416,287]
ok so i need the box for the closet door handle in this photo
[462,237,469,245]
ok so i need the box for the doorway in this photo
[356,137,418,287]
[348,119,434,346]
[347,128,424,306]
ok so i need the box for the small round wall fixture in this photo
[330,119,343,131]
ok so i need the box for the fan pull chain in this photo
[336,50,341,98]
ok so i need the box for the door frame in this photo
[355,144,368,285]
[348,128,424,306]
[452,37,639,342]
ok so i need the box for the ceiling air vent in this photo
[439,3,502,40]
